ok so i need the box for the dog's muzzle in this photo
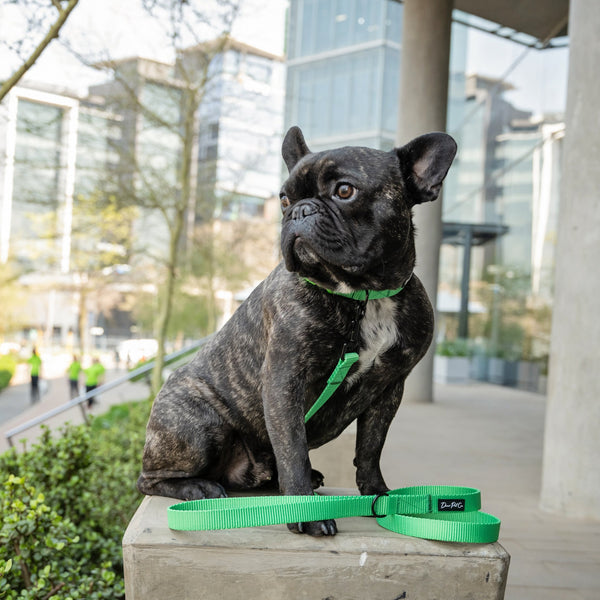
[290,201,318,221]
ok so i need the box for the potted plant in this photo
[469,343,490,381]
[434,339,472,384]
[488,347,519,387]
[515,348,543,392]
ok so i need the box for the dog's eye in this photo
[280,193,290,209]
[334,183,356,200]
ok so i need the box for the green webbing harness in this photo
[167,279,502,543]
[303,278,405,422]
[304,350,359,422]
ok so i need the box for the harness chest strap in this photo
[167,485,501,543]
[303,277,407,422]
[304,351,359,422]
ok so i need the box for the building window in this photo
[245,55,272,84]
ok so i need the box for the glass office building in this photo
[11,98,67,271]
[0,86,122,273]
[0,85,123,342]
[190,40,285,221]
[286,0,403,150]
[0,40,285,344]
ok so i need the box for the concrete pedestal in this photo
[123,493,510,600]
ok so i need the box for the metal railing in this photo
[4,336,212,447]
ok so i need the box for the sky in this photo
[0,0,569,115]
[0,0,288,95]
[465,28,569,115]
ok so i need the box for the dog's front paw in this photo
[356,469,389,497]
[310,468,325,489]
[287,519,337,536]
[358,483,389,497]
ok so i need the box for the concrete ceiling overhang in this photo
[454,0,569,44]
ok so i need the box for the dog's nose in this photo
[291,202,318,221]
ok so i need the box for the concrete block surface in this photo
[123,493,510,600]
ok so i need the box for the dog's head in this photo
[279,126,457,291]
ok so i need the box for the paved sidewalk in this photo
[0,365,150,452]
[391,384,599,600]
[1,372,598,599]
[311,382,600,600]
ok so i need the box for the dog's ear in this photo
[282,126,311,172]
[395,133,457,205]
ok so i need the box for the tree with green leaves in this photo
[68,192,138,355]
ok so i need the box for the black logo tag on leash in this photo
[438,499,465,512]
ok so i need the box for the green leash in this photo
[167,278,501,543]
[167,485,501,543]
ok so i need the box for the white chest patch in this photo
[346,298,399,385]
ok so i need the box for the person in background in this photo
[84,357,105,409]
[67,355,81,400]
[27,348,42,404]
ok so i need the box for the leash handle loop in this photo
[167,485,501,544]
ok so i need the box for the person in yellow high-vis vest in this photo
[84,357,105,409]
[67,355,81,399]
[27,348,42,404]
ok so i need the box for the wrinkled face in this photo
[279,127,457,290]
[279,146,409,288]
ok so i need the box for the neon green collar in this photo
[303,277,407,301]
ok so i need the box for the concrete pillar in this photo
[540,0,600,519]
[397,0,454,403]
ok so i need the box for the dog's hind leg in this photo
[137,473,227,500]
[137,418,230,499]
[137,382,232,500]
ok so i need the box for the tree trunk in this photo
[150,88,197,397]
[77,283,88,356]
[150,223,181,397]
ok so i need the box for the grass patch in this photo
[0,354,17,391]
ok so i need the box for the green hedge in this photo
[0,399,151,599]
[0,354,17,391]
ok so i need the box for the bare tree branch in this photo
[0,0,80,102]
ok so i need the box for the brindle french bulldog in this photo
[137,126,457,536]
